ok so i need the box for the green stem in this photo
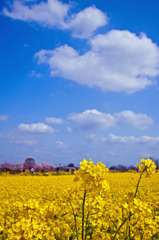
[113,171,144,239]
[82,190,86,240]
[112,217,128,240]
[70,202,79,240]
[85,210,90,240]
[134,172,143,198]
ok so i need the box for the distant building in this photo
[62,166,76,173]
[24,158,35,171]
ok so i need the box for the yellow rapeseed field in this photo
[0,158,158,239]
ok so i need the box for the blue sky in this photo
[0,0,159,167]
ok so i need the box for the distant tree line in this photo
[0,158,158,174]
[109,157,159,172]
[109,164,137,172]
[0,158,56,173]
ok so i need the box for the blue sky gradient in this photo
[0,0,159,167]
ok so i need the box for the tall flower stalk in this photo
[72,159,110,240]
[82,190,86,240]
[113,158,157,240]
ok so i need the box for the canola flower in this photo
[136,158,156,177]
[72,159,110,239]
[74,159,109,195]
[0,158,158,239]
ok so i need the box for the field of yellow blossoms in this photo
[0,158,158,240]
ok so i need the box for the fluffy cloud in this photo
[115,110,153,130]
[35,30,159,93]
[3,0,107,38]
[65,6,107,39]
[45,117,63,124]
[0,114,8,121]
[87,133,159,145]
[68,109,153,131]
[18,123,54,133]
[3,0,69,28]
[109,134,159,144]
[68,109,116,131]
[108,134,136,144]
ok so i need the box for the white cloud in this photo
[0,114,8,121]
[109,134,136,143]
[115,110,153,130]
[68,109,116,131]
[3,1,107,39]
[109,134,159,144]
[45,117,63,124]
[18,123,54,133]
[87,133,159,145]
[3,0,69,28]
[68,109,153,131]
[65,6,108,39]
[35,30,159,93]
[138,135,159,143]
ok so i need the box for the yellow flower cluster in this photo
[74,159,109,195]
[0,158,158,239]
[136,158,156,177]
